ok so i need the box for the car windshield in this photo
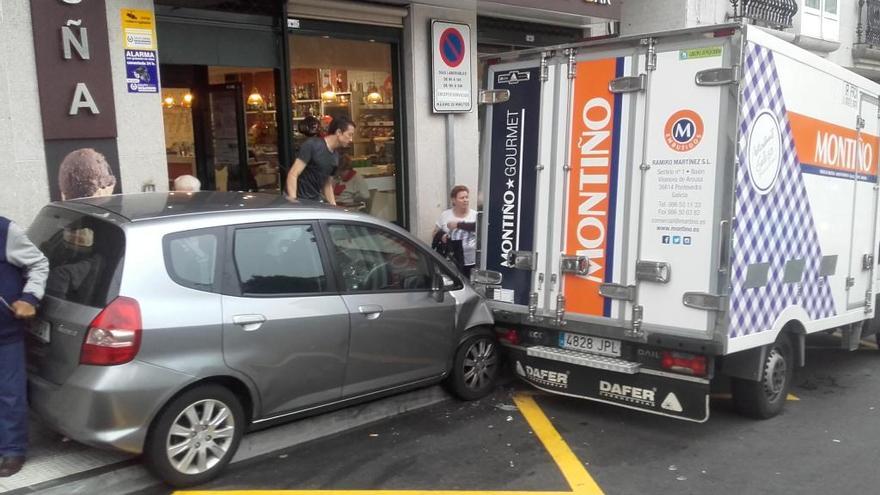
[28,206,125,308]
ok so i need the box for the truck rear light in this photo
[661,351,707,377]
[496,327,520,346]
[80,296,142,366]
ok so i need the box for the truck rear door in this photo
[556,37,737,338]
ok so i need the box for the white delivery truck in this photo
[477,23,880,422]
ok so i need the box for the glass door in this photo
[206,83,249,191]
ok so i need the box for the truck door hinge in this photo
[857,116,866,130]
[555,293,566,326]
[565,48,576,79]
[642,37,657,72]
[528,292,539,321]
[505,251,536,270]
[866,290,873,314]
[540,52,550,82]
[628,305,644,338]
[846,276,856,289]
[863,253,874,270]
[560,255,589,276]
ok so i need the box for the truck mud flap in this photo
[508,347,710,422]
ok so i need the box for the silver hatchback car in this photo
[25,192,500,486]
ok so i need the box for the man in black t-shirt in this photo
[286,116,356,204]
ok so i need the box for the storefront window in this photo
[162,88,196,191]
[160,65,281,193]
[290,34,400,223]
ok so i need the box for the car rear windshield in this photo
[28,206,125,308]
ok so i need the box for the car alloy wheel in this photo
[166,398,236,475]
[462,337,498,392]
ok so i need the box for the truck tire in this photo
[144,384,244,487]
[731,335,794,419]
[446,332,501,401]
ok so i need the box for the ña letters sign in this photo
[30,0,117,139]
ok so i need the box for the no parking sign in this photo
[431,20,472,113]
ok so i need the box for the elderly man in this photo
[0,216,48,476]
[58,148,117,200]
[173,174,201,192]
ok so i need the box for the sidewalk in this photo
[1,386,451,495]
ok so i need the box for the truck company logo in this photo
[598,380,656,406]
[497,70,531,85]
[516,361,569,389]
[788,111,879,182]
[564,57,622,317]
[664,110,704,152]
[499,108,525,266]
[747,111,782,195]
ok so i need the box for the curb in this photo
[22,386,452,495]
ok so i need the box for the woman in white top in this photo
[433,185,478,278]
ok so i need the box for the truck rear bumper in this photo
[506,346,711,422]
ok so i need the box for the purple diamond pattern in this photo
[729,43,837,339]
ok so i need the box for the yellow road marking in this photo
[712,392,800,401]
[512,394,604,495]
[175,393,602,495]
[786,393,800,401]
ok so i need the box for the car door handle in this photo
[358,305,383,320]
[232,314,266,332]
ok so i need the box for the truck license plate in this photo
[29,320,50,343]
[558,332,620,357]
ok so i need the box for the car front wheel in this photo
[144,384,244,487]
[447,332,501,401]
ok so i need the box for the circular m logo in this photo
[664,110,704,152]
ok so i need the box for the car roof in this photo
[56,192,337,223]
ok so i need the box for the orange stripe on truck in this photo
[788,111,879,177]
[564,58,617,316]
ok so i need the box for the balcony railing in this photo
[857,0,880,46]
[730,0,798,30]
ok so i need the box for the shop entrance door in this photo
[205,83,250,192]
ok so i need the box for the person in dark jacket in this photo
[0,216,49,477]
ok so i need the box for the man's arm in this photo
[6,222,49,318]
[323,178,337,206]
[285,159,306,198]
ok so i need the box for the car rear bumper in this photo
[28,360,193,454]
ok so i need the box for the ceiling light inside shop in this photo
[247,88,264,108]
[162,96,175,109]
[182,93,193,107]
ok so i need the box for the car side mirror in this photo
[471,269,502,285]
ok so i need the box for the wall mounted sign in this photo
[431,20,472,113]
[30,0,118,139]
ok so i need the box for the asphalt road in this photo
[149,332,880,495]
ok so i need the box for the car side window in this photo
[233,224,327,295]
[327,224,432,292]
[164,230,219,292]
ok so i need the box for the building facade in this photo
[0,0,618,243]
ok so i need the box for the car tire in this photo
[144,384,244,487]
[446,332,501,401]
[731,335,794,419]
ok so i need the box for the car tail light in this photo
[496,327,520,346]
[661,351,707,377]
[80,297,142,366]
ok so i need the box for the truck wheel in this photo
[144,384,244,487]
[446,332,501,401]
[731,335,794,419]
